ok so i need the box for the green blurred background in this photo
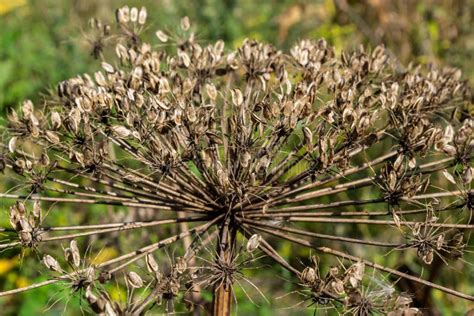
[0,0,473,315]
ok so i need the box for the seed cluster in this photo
[298,257,417,314]
[0,5,473,315]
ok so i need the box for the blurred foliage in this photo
[1,0,473,112]
[0,0,473,315]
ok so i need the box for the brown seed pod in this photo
[45,131,60,144]
[43,254,61,272]
[19,231,33,246]
[8,137,17,153]
[442,169,456,184]
[240,151,252,169]
[301,267,317,284]
[127,271,144,288]
[64,240,81,267]
[436,234,445,250]
[462,167,473,185]
[206,83,218,101]
[346,262,364,288]
[138,7,147,25]
[246,234,262,253]
[180,16,190,31]
[231,89,243,107]
[423,249,434,265]
[130,7,138,23]
[85,286,106,314]
[155,30,168,43]
[32,200,41,221]
[111,125,132,138]
[303,126,313,152]
[146,253,159,274]
[101,62,114,74]
[175,256,187,275]
[331,279,345,295]
[16,202,26,215]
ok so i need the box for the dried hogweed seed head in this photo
[0,7,472,315]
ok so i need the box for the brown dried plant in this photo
[0,5,473,315]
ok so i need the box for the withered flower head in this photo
[0,5,472,315]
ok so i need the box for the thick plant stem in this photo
[213,285,232,316]
[213,216,237,316]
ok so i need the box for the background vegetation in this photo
[0,0,473,314]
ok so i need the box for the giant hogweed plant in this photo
[0,6,473,315]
